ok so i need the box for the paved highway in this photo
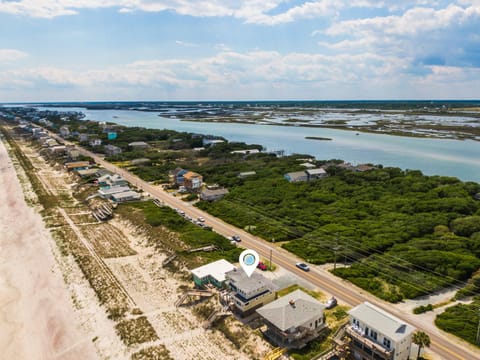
[51,133,478,360]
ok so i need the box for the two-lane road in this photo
[51,133,479,360]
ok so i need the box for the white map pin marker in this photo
[239,249,259,277]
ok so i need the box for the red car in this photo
[257,262,267,271]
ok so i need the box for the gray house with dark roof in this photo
[256,289,326,349]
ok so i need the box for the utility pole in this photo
[269,238,274,270]
[333,235,340,271]
[476,308,480,344]
[344,240,348,266]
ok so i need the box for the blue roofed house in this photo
[169,168,189,186]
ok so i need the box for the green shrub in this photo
[413,304,434,314]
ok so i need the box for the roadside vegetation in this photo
[199,165,480,302]
[435,297,480,347]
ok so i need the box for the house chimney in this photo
[289,299,295,307]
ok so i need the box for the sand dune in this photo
[0,137,97,360]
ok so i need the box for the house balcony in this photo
[346,326,394,360]
[263,323,328,349]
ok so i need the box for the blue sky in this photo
[0,0,479,101]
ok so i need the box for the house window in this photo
[370,330,378,341]
[383,338,391,349]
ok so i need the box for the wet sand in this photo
[0,136,97,360]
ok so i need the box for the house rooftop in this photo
[191,259,236,283]
[201,188,229,196]
[238,171,256,177]
[300,162,316,168]
[285,171,307,182]
[65,161,90,169]
[348,302,416,342]
[306,168,327,176]
[256,289,325,332]
[184,171,202,180]
[226,268,277,294]
[98,185,131,196]
[128,141,149,146]
[111,190,141,201]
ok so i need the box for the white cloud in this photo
[0,49,411,94]
[0,49,28,63]
[325,3,480,36]
[2,50,479,100]
[175,40,199,47]
[0,0,410,23]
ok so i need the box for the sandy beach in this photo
[0,136,98,360]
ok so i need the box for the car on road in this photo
[231,235,241,242]
[257,262,267,271]
[197,216,205,222]
[326,296,337,309]
[295,262,310,271]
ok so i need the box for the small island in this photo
[305,136,332,141]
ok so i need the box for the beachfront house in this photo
[64,161,90,171]
[256,289,327,349]
[111,190,141,202]
[346,302,416,360]
[97,185,131,199]
[226,268,277,317]
[97,173,129,188]
[191,259,237,289]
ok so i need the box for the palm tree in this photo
[412,331,431,360]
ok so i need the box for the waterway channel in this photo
[35,106,480,182]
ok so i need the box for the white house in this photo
[347,302,416,360]
[191,259,236,288]
[97,185,131,199]
[111,190,141,202]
